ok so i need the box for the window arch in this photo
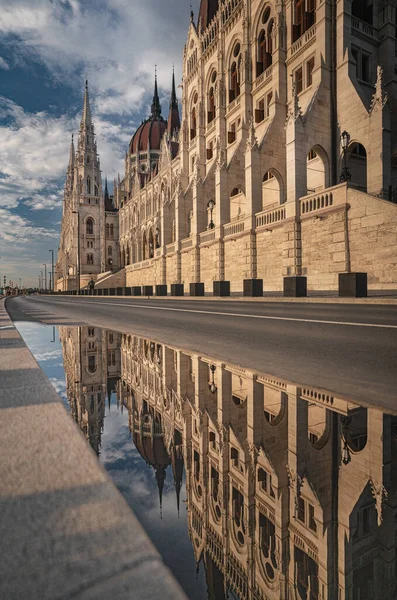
[191,106,197,140]
[208,86,215,123]
[88,355,96,374]
[229,42,241,103]
[86,218,94,235]
[256,11,274,78]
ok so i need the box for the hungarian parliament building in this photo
[56,0,397,294]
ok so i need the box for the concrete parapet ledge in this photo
[0,298,187,600]
[52,293,397,305]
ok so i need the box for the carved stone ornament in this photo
[245,115,258,152]
[370,479,388,526]
[248,442,259,479]
[287,466,303,514]
[216,137,226,172]
[286,78,304,126]
[217,422,228,453]
[369,66,388,114]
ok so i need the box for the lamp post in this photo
[43,263,47,292]
[209,364,217,394]
[40,271,43,292]
[341,415,352,466]
[72,210,81,293]
[207,200,215,230]
[340,130,351,183]
[49,249,54,292]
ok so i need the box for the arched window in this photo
[106,223,110,237]
[88,355,96,373]
[230,61,240,102]
[86,176,91,195]
[191,106,197,140]
[208,87,215,123]
[87,253,94,265]
[108,246,112,256]
[142,232,147,260]
[86,218,94,235]
[94,184,98,196]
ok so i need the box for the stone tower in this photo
[56,81,110,291]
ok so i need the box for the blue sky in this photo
[0,0,200,287]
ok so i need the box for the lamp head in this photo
[341,130,350,151]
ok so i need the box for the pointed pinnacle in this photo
[151,67,161,120]
[80,79,92,129]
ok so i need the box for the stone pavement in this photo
[0,298,187,600]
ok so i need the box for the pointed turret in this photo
[80,79,92,129]
[155,467,166,519]
[104,176,109,202]
[68,134,75,171]
[151,69,162,120]
[167,67,180,138]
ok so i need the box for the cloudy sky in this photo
[0,0,199,287]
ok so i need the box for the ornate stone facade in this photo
[114,0,397,293]
[56,0,397,292]
[56,83,120,292]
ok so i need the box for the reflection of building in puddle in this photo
[60,326,121,454]
[60,327,397,600]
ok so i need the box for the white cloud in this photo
[0,0,191,116]
[0,208,59,243]
[0,56,9,69]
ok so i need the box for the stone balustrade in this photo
[166,242,176,255]
[224,219,245,238]
[253,65,273,90]
[255,206,286,229]
[199,229,217,245]
[181,237,193,250]
[300,183,347,217]
[288,23,316,59]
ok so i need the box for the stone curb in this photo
[0,298,187,600]
[50,294,397,305]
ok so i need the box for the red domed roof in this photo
[129,117,167,154]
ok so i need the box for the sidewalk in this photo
[0,298,187,600]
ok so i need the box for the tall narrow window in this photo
[229,43,241,103]
[108,246,112,256]
[307,57,315,87]
[86,176,91,195]
[86,218,94,235]
[110,224,114,237]
[191,106,197,140]
[208,87,215,123]
[295,67,303,94]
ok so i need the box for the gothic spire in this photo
[151,68,162,120]
[170,66,177,110]
[68,134,75,169]
[104,176,109,202]
[167,67,180,137]
[155,466,166,519]
[80,79,92,129]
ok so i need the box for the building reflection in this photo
[60,326,397,600]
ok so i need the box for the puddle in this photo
[15,321,397,600]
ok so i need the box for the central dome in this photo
[129,117,167,154]
[129,72,167,155]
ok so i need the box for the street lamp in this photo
[208,364,217,394]
[49,249,54,293]
[340,130,351,183]
[207,200,215,230]
[43,263,47,292]
[341,415,352,466]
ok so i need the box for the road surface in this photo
[6,295,397,409]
